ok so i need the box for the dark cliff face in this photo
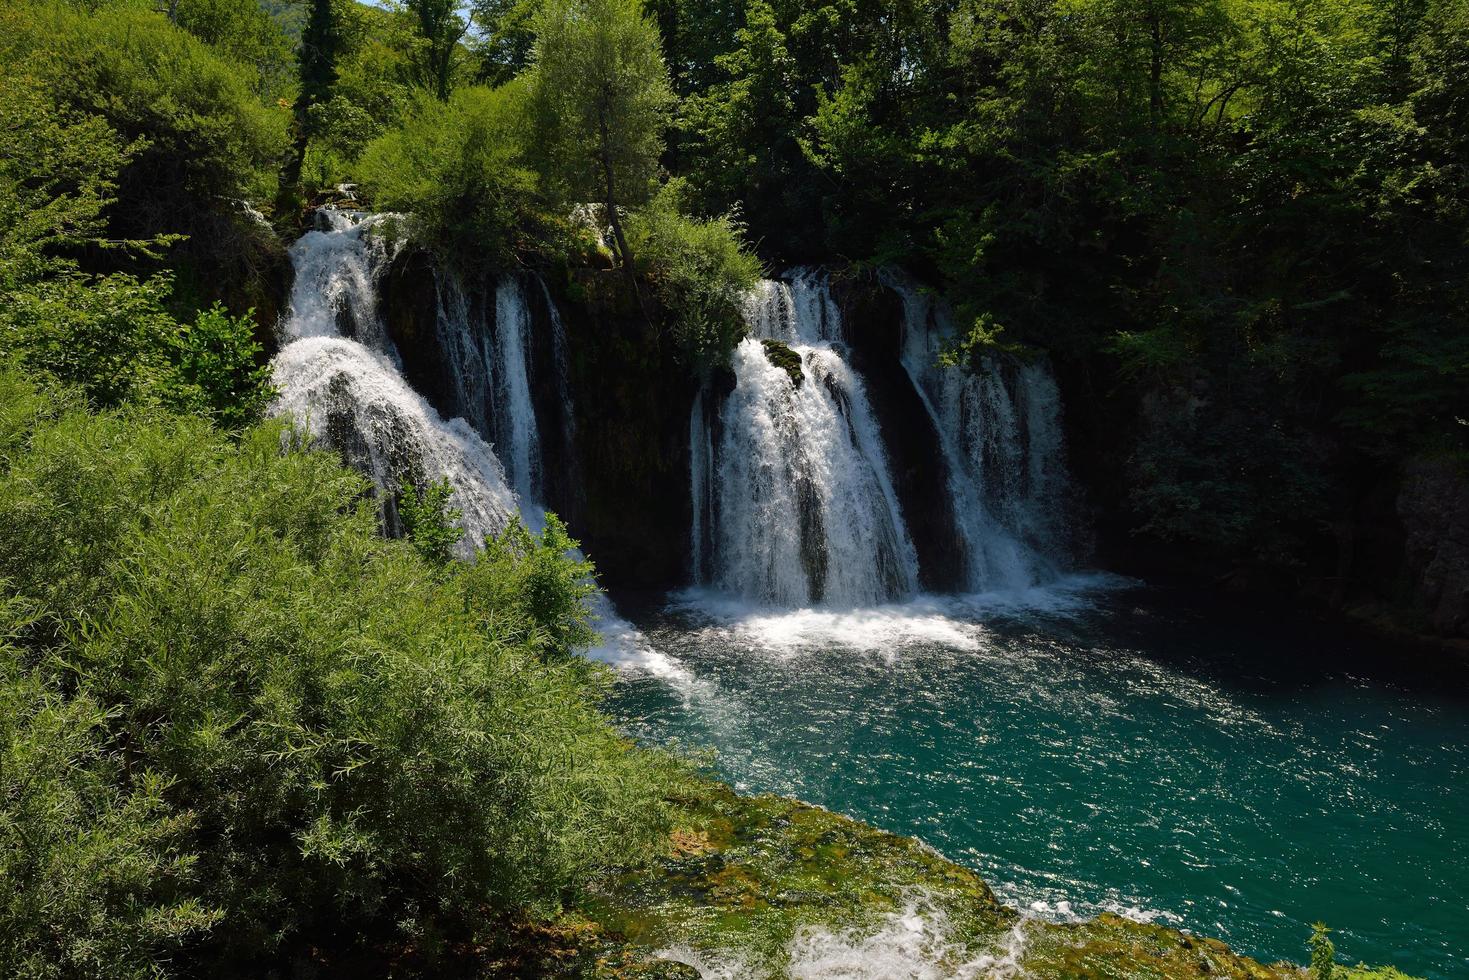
[1047,341,1469,644]
[553,270,700,590]
[372,245,1469,643]
[379,249,698,590]
[1397,457,1469,638]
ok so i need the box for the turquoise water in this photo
[607,581,1469,978]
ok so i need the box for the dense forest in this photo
[1,0,1465,975]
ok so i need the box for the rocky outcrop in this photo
[555,269,701,589]
[1397,455,1469,637]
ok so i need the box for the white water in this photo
[657,899,1030,979]
[272,337,518,552]
[275,211,516,553]
[284,210,403,357]
[697,271,919,607]
[886,273,1072,591]
[274,210,668,670]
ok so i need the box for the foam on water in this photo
[665,574,1125,656]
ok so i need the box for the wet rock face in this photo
[558,269,701,590]
[1397,456,1469,637]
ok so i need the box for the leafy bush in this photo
[465,514,600,659]
[397,475,463,568]
[626,179,762,365]
[0,59,274,423]
[0,2,287,221]
[356,84,538,267]
[175,0,296,101]
[0,367,685,973]
[165,302,276,430]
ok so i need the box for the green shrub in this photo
[0,366,685,973]
[165,302,276,430]
[626,178,762,365]
[0,64,274,424]
[175,0,296,101]
[0,1,288,233]
[0,273,177,409]
[356,84,539,268]
[397,475,463,568]
[465,514,600,659]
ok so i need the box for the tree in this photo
[526,0,673,277]
[404,0,468,99]
[470,0,541,84]
[282,0,343,197]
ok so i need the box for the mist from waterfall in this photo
[693,271,920,607]
[887,273,1073,590]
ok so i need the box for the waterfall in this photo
[272,209,670,669]
[430,272,570,505]
[272,338,518,550]
[284,210,402,357]
[887,274,1072,590]
[696,271,920,607]
[272,209,518,554]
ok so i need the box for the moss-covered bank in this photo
[499,782,1416,979]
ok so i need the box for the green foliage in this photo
[1,272,177,409]
[1,601,221,980]
[1,1,288,229]
[166,303,276,430]
[0,72,137,290]
[397,476,463,567]
[175,0,296,101]
[357,85,539,266]
[526,0,674,268]
[0,69,273,423]
[468,514,600,659]
[471,0,542,84]
[0,367,685,973]
[1311,922,1340,980]
[307,3,417,164]
[626,179,762,364]
[402,0,469,100]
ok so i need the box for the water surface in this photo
[606,581,1469,978]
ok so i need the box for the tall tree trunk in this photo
[599,114,636,276]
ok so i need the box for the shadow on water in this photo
[1027,582,1469,703]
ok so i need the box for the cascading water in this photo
[273,210,668,671]
[431,271,576,506]
[694,271,920,607]
[887,274,1072,590]
[285,210,402,357]
[274,210,517,554]
[272,338,518,547]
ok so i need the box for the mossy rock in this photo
[760,339,804,387]
[545,781,1359,979]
